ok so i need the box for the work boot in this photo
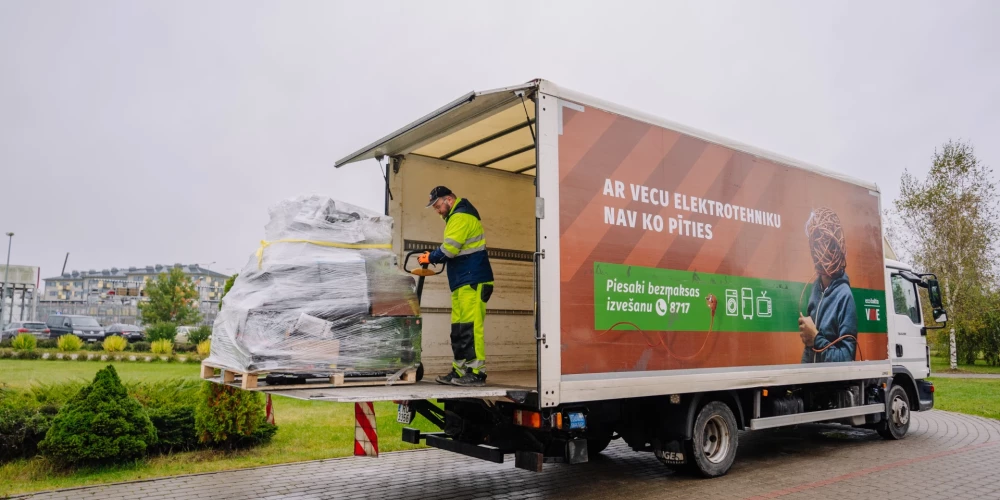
[435,369,462,385]
[450,370,487,387]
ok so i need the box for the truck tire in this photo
[877,384,910,440]
[684,401,738,478]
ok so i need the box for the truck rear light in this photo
[551,412,563,430]
[513,410,541,429]
[929,384,935,393]
[566,411,587,430]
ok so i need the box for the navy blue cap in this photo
[426,186,454,207]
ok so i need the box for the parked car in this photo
[1,321,50,341]
[45,315,106,342]
[175,325,197,344]
[105,324,145,341]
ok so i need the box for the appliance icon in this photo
[756,291,772,318]
[725,290,739,317]
[741,288,754,320]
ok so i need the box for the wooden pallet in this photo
[200,361,419,391]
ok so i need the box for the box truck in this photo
[252,79,947,477]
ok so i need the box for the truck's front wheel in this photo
[685,401,738,478]
[877,384,910,440]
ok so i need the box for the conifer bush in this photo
[38,365,156,466]
[194,382,275,450]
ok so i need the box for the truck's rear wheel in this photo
[877,384,910,440]
[685,401,738,478]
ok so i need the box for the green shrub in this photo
[147,405,199,453]
[11,333,36,351]
[37,339,58,349]
[19,350,42,360]
[0,338,11,348]
[30,381,87,406]
[3,379,209,462]
[188,326,212,345]
[38,365,156,466]
[174,342,197,353]
[194,382,271,450]
[130,341,151,353]
[83,341,103,351]
[102,335,128,353]
[146,322,177,343]
[151,339,173,355]
[129,379,201,408]
[197,339,211,356]
[0,390,58,461]
[231,421,277,449]
[57,334,83,352]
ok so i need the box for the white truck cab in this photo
[884,258,945,418]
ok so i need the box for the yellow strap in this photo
[256,239,391,268]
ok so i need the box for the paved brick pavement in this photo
[13,410,1000,500]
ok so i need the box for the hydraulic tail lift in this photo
[394,251,578,471]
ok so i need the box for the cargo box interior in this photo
[339,85,541,394]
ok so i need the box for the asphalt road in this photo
[16,410,1000,500]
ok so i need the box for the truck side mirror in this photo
[926,279,943,309]
[933,308,947,324]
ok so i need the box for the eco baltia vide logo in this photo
[864,298,881,321]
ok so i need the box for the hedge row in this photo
[0,338,201,353]
[0,349,204,363]
[0,368,275,466]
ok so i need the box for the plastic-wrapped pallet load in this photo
[206,195,421,378]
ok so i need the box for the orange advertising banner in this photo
[558,103,887,375]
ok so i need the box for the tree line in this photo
[888,139,1000,366]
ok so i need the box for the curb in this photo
[7,448,431,499]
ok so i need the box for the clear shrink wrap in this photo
[206,196,421,375]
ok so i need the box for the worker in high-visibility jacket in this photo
[419,186,494,387]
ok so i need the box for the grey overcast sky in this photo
[1,1,998,282]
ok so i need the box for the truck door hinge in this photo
[535,197,545,219]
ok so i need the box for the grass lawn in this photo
[0,360,438,496]
[928,377,1000,421]
[930,355,1000,375]
[0,359,199,389]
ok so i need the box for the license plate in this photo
[396,402,414,424]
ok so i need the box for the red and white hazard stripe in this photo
[354,402,378,457]
[265,394,275,425]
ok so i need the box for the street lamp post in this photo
[1,232,13,329]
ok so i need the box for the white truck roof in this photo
[335,79,880,193]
